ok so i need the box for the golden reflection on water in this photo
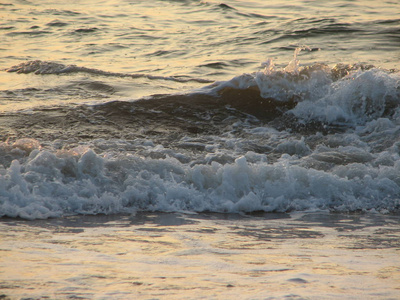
[2,0,399,113]
[1,213,399,299]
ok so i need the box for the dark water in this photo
[0,0,400,218]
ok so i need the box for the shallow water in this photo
[1,212,400,299]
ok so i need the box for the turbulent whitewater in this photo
[1,0,400,219]
[1,57,400,219]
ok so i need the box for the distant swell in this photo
[6,60,213,83]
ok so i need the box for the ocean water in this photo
[1,0,400,298]
[1,212,400,299]
[1,0,400,218]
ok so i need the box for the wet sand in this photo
[0,212,399,299]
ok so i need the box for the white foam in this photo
[0,138,399,219]
[276,137,311,157]
[208,51,399,126]
[2,53,400,219]
[291,68,400,124]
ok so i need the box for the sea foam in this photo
[291,68,400,124]
[0,137,399,219]
[208,49,400,126]
[2,51,400,219]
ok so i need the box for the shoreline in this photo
[1,211,399,299]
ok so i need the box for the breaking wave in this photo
[2,50,400,219]
[1,138,399,220]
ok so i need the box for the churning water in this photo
[1,1,400,299]
[1,0,400,218]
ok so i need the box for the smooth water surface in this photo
[1,212,400,299]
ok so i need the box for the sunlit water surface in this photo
[1,0,399,109]
[1,1,400,299]
[1,212,400,299]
